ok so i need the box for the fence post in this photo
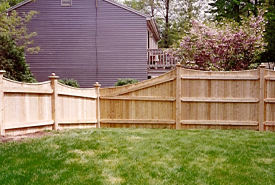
[0,70,5,136]
[259,64,265,131]
[176,62,181,129]
[49,73,59,131]
[94,82,101,128]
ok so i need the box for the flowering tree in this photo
[176,11,266,71]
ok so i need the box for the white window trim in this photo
[61,0,72,7]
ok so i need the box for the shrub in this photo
[59,78,80,88]
[0,36,36,82]
[174,10,266,71]
[115,78,138,86]
[0,3,39,82]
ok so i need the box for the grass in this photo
[0,128,274,185]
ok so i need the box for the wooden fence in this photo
[0,64,274,135]
[0,72,100,136]
[100,64,275,131]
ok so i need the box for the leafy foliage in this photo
[0,2,39,82]
[209,0,263,22]
[209,0,274,63]
[0,0,24,7]
[175,12,266,71]
[115,78,138,86]
[0,8,40,53]
[0,35,36,82]
[121,0,205,48]
[59,78,80,88]
[261,1,275,62]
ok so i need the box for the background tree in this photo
[209,0,264,22]
[209,0,274,64]
[0,0,24,7]
[120,0,208,48]
[124,0,156,17]
[261,0,275,63]
[174,12,266,71]
[0,2,39,82]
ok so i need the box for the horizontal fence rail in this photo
[0,72,100,136]
[0,64,275,136]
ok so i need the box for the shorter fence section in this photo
[0,72,99,135]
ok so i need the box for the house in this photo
[8,0,160,87]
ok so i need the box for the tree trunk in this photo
[150,0,155,17]
[164,0,170,48]
[233,2,240,22]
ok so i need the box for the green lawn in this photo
[0,128,274,185]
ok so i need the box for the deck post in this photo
[259,64,265,131]
[49,73,60,131]
[176,62,181,129]
[0,70,5,136]
[94,82,101,128]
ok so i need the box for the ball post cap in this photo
[94,82,101,87]
[259,63,266,68]
[49,72,59,79]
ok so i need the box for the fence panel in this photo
[100,70,176,128]
[100,65,275,131]
[265,70,275,131]
[57,82,97,129]
[180,68,260,130]
[0,73,99,136]
[2,78,53,135]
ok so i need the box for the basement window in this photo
[61,0,72,6]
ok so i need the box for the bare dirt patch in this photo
[0,131,52,143]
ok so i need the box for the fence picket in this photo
[0,65,275,136]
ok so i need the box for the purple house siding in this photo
[97,0,147,86]
[12,0,149,87]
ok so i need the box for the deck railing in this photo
[147,49,179,69]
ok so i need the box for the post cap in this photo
[94,82,101,87]
[259,63,266,68]
[0,70,5,75]
[176,62,181,67]
[48,72,59,79]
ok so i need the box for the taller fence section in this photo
[0,72,99,136]
[180,67,261,130]
[100,65,275,131]
[100,70,177,129]
[265,69,275,131]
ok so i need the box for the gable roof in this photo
[7,0,32,12]
[7,0,149,17]
[103,0,149,18]
[7,0,160,40]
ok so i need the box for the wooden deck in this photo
[147,49,179,77]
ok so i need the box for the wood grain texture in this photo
[179,67,266,130]
[2,76,99,136]
[57,83,97,129]
[258,65,265,131]
[0,71,5,135]
[1,66,275,135]
[176,63,181,129]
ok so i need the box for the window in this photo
[61,0,72,6]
